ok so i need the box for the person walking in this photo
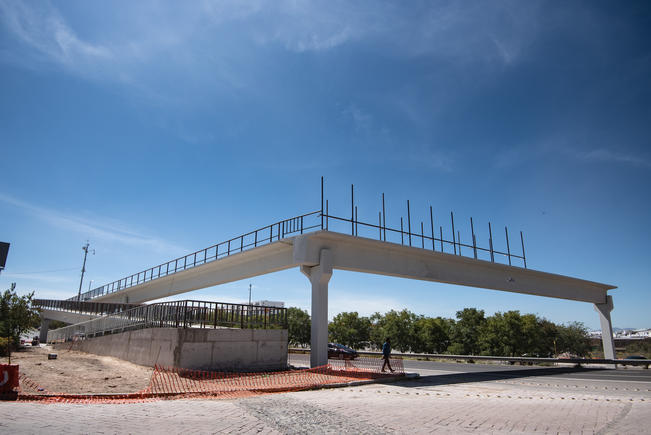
[381,337,395,373]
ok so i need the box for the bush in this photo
[623,340,651,358]
[0,336,10,357]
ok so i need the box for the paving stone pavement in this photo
[2,377,650,434]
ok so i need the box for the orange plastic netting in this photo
[16,357,403,404]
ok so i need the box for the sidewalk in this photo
[2,370,649,434]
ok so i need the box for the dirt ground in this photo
[7,344,153,394]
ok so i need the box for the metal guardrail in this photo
[322,212,526,267]
[72,211,322,302]
[289,348,650,367]
[48,300,287,343]
[72,178,529,303]
[321,180,526,268]
[34,299,141,316]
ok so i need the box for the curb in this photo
[308,372,420,390]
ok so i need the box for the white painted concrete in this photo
[60,230,617,368]
[38,318,50,343]
[594,295,616,359]
[293,232,615,304]
[93,241,295,304]
[53,327,288,371]
[300,249,332,367]
[39,309,97,325]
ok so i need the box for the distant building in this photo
[609,328,649,340]
[631,328,651,338]
[253,300,284,308]
[616,328,634,337]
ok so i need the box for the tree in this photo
[0,286,41,361]
[449,308,485,355]
[556,322,590,357]
[479,311,524,356]
[623,340,651,359]
[412,316,450,354]
[522,315,556,357]
[287,307,311,347]
[369,312,385,350]
[328,312,370,349]
[371,309,417,353]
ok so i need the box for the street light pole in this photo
[248,283,252,306]
[76,241,94,303]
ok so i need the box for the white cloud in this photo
[0,1,541,78]
[201,0,264,23]
[0,0,547,128]
[0,0,112,72]
[342,103,372,132]
[578,148,651,169]
[491,36,514,65]
[1,272,75,283]
[0,193,186,254]
[406,145,454,172]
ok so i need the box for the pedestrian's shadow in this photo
[394,366,609,388]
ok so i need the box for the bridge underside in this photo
[38,310,98,342]
[45,231,617,366]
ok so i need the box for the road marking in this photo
[499,376,651,385]
[410,369,651,384]
[528,376,651,384]
[411,368,459,375]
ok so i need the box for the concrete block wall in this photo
[54,327,288,371]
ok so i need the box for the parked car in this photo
[31,336,39,346]
[622,355,649,369]
[328,343,358,360]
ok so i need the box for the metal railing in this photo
[321,181,526,268]
[321,210,527,267]
[48,300,287,343]
[289,348,651,367]
[72,178,529,303]
[72,211,322,302]
[34,299,141,316]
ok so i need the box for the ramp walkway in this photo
[39,299,287,343]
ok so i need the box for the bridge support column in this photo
[39,317,51,343]
[300,249,332,368]
[593,295,615,360]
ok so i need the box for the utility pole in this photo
[248,283,252,306]
[76,241,95,303]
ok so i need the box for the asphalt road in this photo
[288,353,651,387]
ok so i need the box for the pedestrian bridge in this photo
[44,230,616,367]
[43,181,617,367]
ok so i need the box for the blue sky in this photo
[1,1,650,329]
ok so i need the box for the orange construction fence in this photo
[16,357,404,404]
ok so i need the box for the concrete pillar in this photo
[300,249,332,368]
[593,295,615,360]
[39,317,51,343]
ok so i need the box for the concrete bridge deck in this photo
[85,231,614,306]
[42,230,617,367]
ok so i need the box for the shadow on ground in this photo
[396,366,609,388]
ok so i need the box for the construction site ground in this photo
[9,344,153,394]
[3,345,651,433]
